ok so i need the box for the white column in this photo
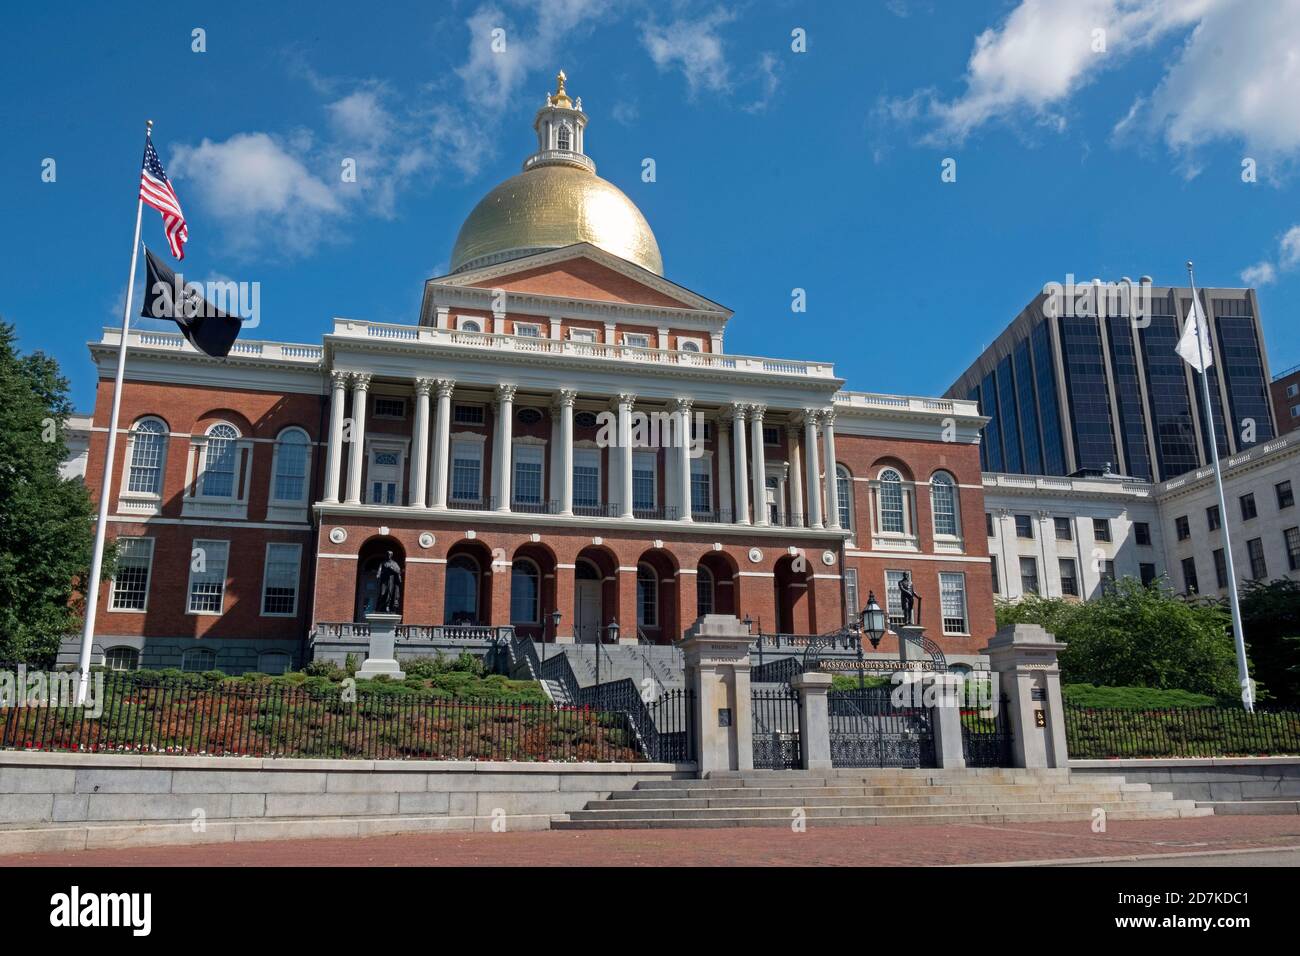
[344,373,370,505]
[804,411,823,529]
[618,393,636,518]
[731,403,750,525]
[823,409,841,530]
[429,379,453,509]
[558,389,576,515]
[410,378,432,508]
[494,384,516,511]
[718,419,733,518]
[323,370,347,503]
[674,397,694,522]
[787,424,805,526]
[750,404,769,527]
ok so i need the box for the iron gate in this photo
[751,685,801,770]
[827,686,936,768]
[961,694,1013,767]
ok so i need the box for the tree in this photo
[1239,579,1300,706]
[994,580,1239,699]
[0,320,101,664]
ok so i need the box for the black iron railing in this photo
[573,502,621,518]
[633,506,679,521]
[448,495,498,511]
[827,686,936,768]
[1064,704,1300,759]
[510,499,559,515]
[751,685,801,769]
[961,694,1013,767]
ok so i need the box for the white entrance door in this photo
[575,581,602,643]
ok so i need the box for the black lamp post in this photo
[546,608,560,666]
[601,620,619,686]
[847,606,864,690]
[744,614,758,669]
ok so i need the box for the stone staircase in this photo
[552,768,1214,829]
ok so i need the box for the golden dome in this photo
[450,164,663,275]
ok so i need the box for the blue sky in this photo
[3,0,1299,412]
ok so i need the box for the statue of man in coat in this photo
[376,551,403,615]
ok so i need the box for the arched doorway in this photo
[511,542,557,641]
[354,536,406,621]
[773,553,811,635]
[697,550,739,620]
[573,559,603,643]
[444,539,493,625]
[636,549,680,644]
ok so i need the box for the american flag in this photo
[140,135,188,260]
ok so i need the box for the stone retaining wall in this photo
[1071,757,1300,802]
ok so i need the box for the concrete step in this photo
[1195,800,1300,815]
[609,782,1154,800]
[636,771,1096,790]
[591,791,1182,811]
[567,799,1197,821]
[553,806,1212,830]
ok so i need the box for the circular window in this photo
[575,411,598,428]
[518,408,543,425]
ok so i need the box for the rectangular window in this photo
[513,323,541,337]
[261,543,302,616]
[1093,518,1111,542]
[1240,493,1257,521]
[1015,514,1034,539]
[573,448,601,508]
[762,426,779,446]
[1054,516,1073,541]
[1020,557,1040,596]
[1140,563,1157,587]
[985,512,994,537]
[1213,548,1228,589]
[1291,383,1300,398]
[1247,538,1267,580]
[187,540,229,615]
[690,457,712,513]
[990,559,1000,596]
[453,404,484,425]
[632,451,656,511]
[1181,556,1199,595]
[368,448,402,505]
[1058,558,1078,597]
[1100,560,1116,591]
[1206,505,1221,532]
[1278,481,1294,509]
[450,441,482,502]
[939,573,967,634]
[273,439,308,503]
[1286,527,1300,572]
[109,537,154,611]
[512,444,544,505]
[884,570,908,628]
[568,328,596,343]
[1134,522,1151,546]
[637,573,657,627]
[372,397,406,419]
[844,568,859,627]
[623,332,651,349]
[1175,515,1190,541]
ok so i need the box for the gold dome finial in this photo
[552,68,572,108]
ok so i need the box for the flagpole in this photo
[76,119,151,705]
[1186,260,1253,712]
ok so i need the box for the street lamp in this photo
[861,592,886,649]
[546,608,560,667]
[744,614,759,669]
[601,620,619,686]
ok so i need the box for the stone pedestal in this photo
[357,613,405,680]
[925,673,967,769]
[790,672,833,770]
[554,632,575,645]
[981,623,1068,768]
[677,615,755,775]
[897,624,927,664]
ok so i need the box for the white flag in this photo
[1176,295,1213,372]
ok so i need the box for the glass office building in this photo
[948,286,1277,482]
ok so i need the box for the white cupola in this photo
[524,69,594,174]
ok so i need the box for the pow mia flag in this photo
[140,245,241,357]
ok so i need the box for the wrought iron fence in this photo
[1064,704,1300,759]
[961,694,1013,767]
[751,685,801,769]
[750,656,805,684]
[0,670,683,763]
[827,686,935,768]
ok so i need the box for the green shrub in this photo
[1063,684,1220,709]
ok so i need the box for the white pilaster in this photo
[787,423,805,527]
[750,404,769,527]
[558,389,576,515]
[494,384,516,511]
[731,403,750,525]
[344,373,370,505]
[323,370,348,503]
[429,380,454,509]
[718,419,733,517]
[823,409,841,530]
[618,393,636,518]
[804,410,824,530]
[674,397,694,522]
[410,378,432,508]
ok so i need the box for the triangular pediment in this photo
[427,243,730,317]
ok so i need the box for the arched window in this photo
[836,465,853,531]
[200,423,239,497]
[879,468,905,533]
[127,418,167,494]
[444,555,480,625]
[931,471,959,536]
[510,559,540,623]
[257,651,290,675]
[182,647,216,673]
[460,319,482,333]
[680,341,701,353]
[696,566,714,618]
[557,124,571,151]
[636,564,658,628]
[104,646,139,671]
[271,428,310,503]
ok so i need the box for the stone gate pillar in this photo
[981,623,1068,769]
[677,615,755,775]
[790,671,833,770]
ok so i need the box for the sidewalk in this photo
[4,816,1299,867]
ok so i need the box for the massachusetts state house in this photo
[68,73,995,675]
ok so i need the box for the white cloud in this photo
[1281,225,1300,268]
[1239,224,1300,288]
[1240,261,1276,286]
[742,52,780,114]
[641,8,737,96]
